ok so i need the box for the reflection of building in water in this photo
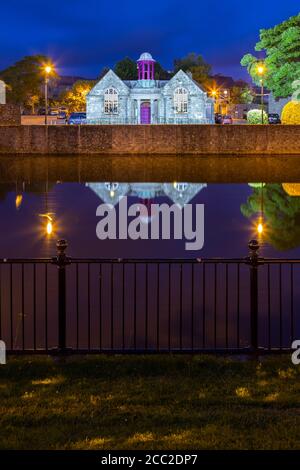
[86,182,207,207]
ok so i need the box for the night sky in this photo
[0,1,298,80]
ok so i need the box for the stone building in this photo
[86,53,214,124]
[0,80,6,104]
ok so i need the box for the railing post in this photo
[246,240,261,353]
[52,240,71,353]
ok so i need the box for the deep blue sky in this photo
[0,1,298,80]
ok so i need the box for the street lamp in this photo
[257,64,266,125]
[249,61,266,124]
[44,65,53,125]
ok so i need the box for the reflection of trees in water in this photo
[241,183,300,251]
[0,182,55,202]
[0,183,15,201]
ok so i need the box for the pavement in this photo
[21,115,248,126]
[21,115,66,125]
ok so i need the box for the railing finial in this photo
[56,239,68,256]
[248,239,260,264]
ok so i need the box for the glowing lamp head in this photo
[257,222,263,235]
[46,220,53,235]
[211,90,217,97]
[257,64,265,76]
[45,65,52,74]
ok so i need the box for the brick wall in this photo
[0,124,300,154]
[0,104,21,125]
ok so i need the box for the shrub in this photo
[247,109,268,124]
[281,101,300,124]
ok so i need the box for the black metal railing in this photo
[0,239,299,354]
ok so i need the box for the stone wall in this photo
[0,104,21,125]
[0,124,300,154]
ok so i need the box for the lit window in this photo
[104,88,118,114]
[174,87,188,113]
[174,183,188,192]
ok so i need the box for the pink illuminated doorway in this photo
[140,102,151,124]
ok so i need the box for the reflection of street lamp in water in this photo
[257,182,265,239]
[39,213,54,236]
[39,178,55,238]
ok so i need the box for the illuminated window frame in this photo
[104,87,119,114]
[174,87,188,114]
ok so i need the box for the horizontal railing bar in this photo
[5,347,293,355]
[0,259,53,264]
[53,258,300,264]
[71,258,246,264]
[258,259,300,264]
[2,257,300,264]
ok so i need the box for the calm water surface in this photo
[0,179,300,259]
[1,156,300,351]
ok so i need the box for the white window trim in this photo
[104,87,119,114]
[174,87,188,114]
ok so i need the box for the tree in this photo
[241,184,300,251]
[154,62,171,80]
[174,53,211,87]
[98,67,110,80]
[174,53,211,73]
[241,13,300,98]
[114,57,138,80]
[60,80,96,112]
[25,94,40,114]
[0,55,57,107]
[230,86,254,104]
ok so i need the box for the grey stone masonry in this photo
[0,81,5,104]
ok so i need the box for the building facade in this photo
[0,80,6,104]
[86,53,214,124]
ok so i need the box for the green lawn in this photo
[0,354,299,450]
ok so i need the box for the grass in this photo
[0,354,300,450]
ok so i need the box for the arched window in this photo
[174,87,188,113]
[104,88,118,114]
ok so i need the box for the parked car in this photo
[268,113,281,124]
[215,113,223,124]
[57,111,67,120]
[222,115,233,124]
[68,112,87,125]
[49,108,60,116]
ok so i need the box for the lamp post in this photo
[44,65,53,126]
[249,61,266,124]
[211,89,218,112]
[257,65,266,124]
